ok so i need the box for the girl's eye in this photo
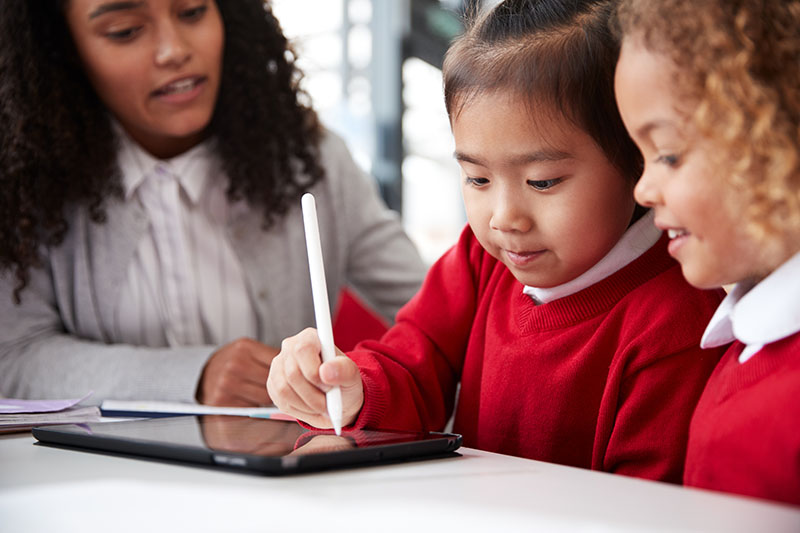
[105,26,143,41]
[527,178,562,191]
[465,177,489,187]
[655,154,681,167]
[180,5,208,20]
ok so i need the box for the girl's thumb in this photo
[320,356,357,386]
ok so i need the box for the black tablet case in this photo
[32,415,462,475]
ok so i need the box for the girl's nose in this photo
[490,193,532,233]
[155,25,191,67]
[633,166,662,208]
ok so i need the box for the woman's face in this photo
[64,0,224,158]
[452,91,636,288]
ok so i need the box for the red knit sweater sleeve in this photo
[599,345,724,483]
[347,227,492,432]
[592,268,727,483]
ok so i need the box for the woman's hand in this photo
[267,328,364,429]
[197,338,279,406]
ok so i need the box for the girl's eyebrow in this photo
[89,1,146,19]
[453,149,572,166]
[634,119,675,140]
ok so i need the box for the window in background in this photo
[271,0,467,265]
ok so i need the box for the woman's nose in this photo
[155,25,191,67]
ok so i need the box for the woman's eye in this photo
[105,26,142,41]
[465,177,489,187]
[655,154,681,167]
[527,178,562,191]
[180,5,208,20]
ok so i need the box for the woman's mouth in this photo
[152,76,207,102]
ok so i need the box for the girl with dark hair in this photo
[0,0,426,406]
[615,0,800,505]
[267,0,726,482]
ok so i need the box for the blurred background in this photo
[271,0,499,264]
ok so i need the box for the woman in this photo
[0,0,425,405]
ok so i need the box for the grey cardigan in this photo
[0,132,427,403]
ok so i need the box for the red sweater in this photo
[349,227,726,483]
[684,333,800,505]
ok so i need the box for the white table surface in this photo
[1,431,798,532]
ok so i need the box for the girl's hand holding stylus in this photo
[267,328,364,429]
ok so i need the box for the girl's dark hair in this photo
[443,0,641,183]
[0,0,324,303]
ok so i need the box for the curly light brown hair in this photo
[615,0,800,253]
[0,0,324,303]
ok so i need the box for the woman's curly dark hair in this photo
[0,0,325,303]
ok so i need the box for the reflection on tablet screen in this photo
[59,415,455,458]
[33,415,462,475]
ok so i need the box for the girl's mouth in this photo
[505,249,545,266]
[666,228,690,256]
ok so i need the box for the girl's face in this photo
[64,0,224,159]
[615,38,770,289]
[452,91,636,288]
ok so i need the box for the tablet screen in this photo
[33,415,462,474]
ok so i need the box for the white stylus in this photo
[301,193,343,435]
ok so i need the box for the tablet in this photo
[32,415,462,475]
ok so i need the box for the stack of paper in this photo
[0,394,101,434]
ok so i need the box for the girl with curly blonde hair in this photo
[614,0,800,506]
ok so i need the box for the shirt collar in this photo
[701,249,800,349]
[523,209,661,304]
[115,124,215,206]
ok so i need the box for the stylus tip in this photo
[326,387,343,436]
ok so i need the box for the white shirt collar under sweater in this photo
[701,250,800,363]
[523,209,661,304]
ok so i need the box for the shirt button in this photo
[258,290,268,300]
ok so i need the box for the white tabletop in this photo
[1,431,798,532]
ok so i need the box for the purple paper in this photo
[0,391,93,414]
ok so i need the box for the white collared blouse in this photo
[702,250,800,363]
